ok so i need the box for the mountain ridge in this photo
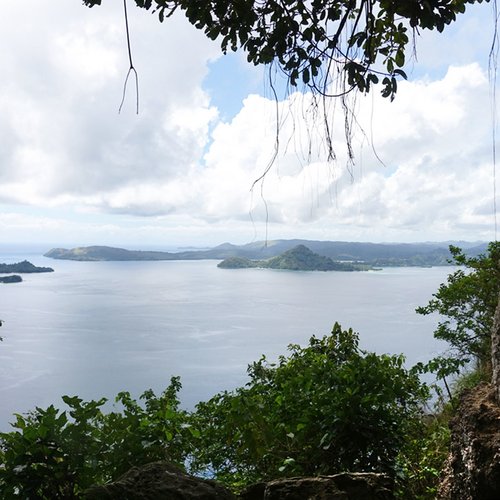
[44,240,488,266]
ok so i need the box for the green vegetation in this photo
[0,324,428,497]
[1,243,498,498]
[217,256,259,269]
[417,242,500,379]
[190,324,427,485]
[0,379,192,499]
[218,244,370,271]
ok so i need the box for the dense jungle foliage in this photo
[0,242,498,498]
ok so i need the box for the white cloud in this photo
[194,63,495,242]
[0,0,220,198]
[0,1,497,245]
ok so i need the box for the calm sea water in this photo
[0,250,452,430]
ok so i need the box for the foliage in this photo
[0,377,190,499]
[416,242,500,376]
[189,322,429,487]
[396,361,494,500]
[98,377,194,479]
[82,0,489,100]
[0,399,107,499]
[395,414,451,500]
[0,325,429,494]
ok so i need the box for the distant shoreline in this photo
[43,239,487,268]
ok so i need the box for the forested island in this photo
[44,239,487,267]
[218,245,372,271]
[0,260,54,284]
[0,275,22,284]
[0,260,54,274]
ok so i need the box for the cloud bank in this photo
[0,1,497,245]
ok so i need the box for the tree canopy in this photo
[83,0,490,101]
[417,242,500,378]
[190,323,428,485]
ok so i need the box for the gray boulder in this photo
[240,472,394,499]
[439,383,500,499]
[84,461,236,500]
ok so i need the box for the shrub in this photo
[0,377,190,498]
[189,323,429,487]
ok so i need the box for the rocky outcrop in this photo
[84,463,394,500]
[240,473,394,499]
[84,462,236,500]
[491,293,500,403]
[439,383,500,499]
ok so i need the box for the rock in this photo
[240,472,394,499]
[439,383,500,500]
[491,293,500,403]
[84,461,236,500]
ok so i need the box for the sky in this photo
[0,0,498,249]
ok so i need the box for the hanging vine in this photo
[119,0,139,114]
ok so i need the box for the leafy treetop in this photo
[82,0,490,101]
[417,242,500,379]
[191,323,428,485]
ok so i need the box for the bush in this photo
[189,323,429,487]
[416,242,500,376]
[395,414,451,500]
[0,325,431,495]
[0,377,190,498]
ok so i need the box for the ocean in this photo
[0,249,452,430]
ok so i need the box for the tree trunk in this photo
[491,293,500,403]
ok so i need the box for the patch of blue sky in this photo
[203,52,263,121]
[406,2,496,79]
[203,51,294,121]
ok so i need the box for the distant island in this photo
[0,275,22,284]
[44,240,488,267]
[0,260,54,274]
[45,246,185,262]
[0,260,53,284]
[218,245,372,271]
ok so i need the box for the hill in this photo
[218,245,369,271]
[44,240,488,266]
[0,261,53,273]
[45,246,178,262]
